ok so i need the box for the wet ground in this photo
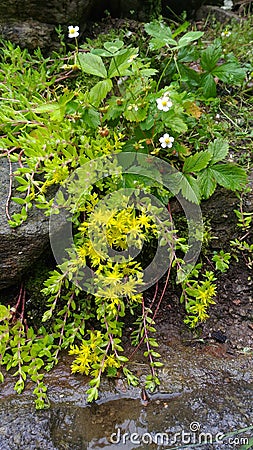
[0,329,252,450]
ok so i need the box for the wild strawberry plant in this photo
[0,18,249,407]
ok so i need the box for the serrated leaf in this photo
[180,174,200,204]
[200,73,217,98]
[77,53,107,78]
[168,116,188,133]
[177,31,204,48]
[200,44,222,72]
[144,21,176,50]
[198,167,217,199]
[89,79,113,107]
[212,62,246,84]
[211,164,247,191]
[81,107,100,128]
[208,139,229,164]
[139,68,158,77]
[183,151,212,173]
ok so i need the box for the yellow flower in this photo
[104,355,120,369]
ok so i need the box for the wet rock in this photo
[0,0,95,51]
[0,159,50,290]
[0,347,252,449]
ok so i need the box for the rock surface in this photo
[0,159,50,290]
[0,0,234,51]
[0,341,252,449]
[0,0,95,51]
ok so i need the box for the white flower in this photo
[159,133,174,149]
[68,25,79,39]
[156,95,172,112]
[221,30,231,37]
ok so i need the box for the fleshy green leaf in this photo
[183,151,212,173]
[77,53,107,78]
[0,305,11,321]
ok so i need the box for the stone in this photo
[0,158,50,290]
[0,0,95,51]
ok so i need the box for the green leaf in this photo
[180,174,200,204]
[87,386,99,402]
[183,151,212,173]
[104,39,124,53]
[177,31,204,48]
[200,73,217,98]
[0,305,11,321]
[91,48,116,57]
[200,44,222,72]
[108,48,138,78]
[168,116,188,133]
[123,106,147,122]
[144,21,176,50]
[208,139,229,164]
[34,103,64,121]
[172,21,190,38]
[198,167,217,199]
[77,53,107,78]
[211,164,247,191]
[14,176,29,186]
[89,79,113,107]
[212,62,246,84]
[11,197,26,205]
[81,107,100,128]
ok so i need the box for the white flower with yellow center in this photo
[159,133,174,149]
[156,95,172,112]
[221,30,231,38]
[68,25,79,39]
